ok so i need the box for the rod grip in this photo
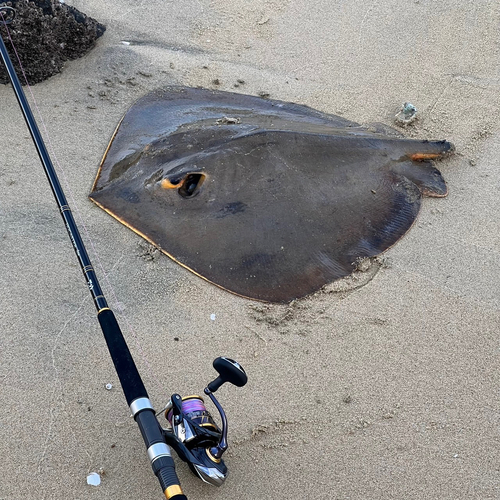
[152,457,187,499]
[97,308,148,405]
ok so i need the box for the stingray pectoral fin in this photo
[394,161,447,197]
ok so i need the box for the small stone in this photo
[105,383,113,390]
[395,102,417,125]
[342,395,352,404]
[212,79,221,86]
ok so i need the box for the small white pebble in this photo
[105,383,113,390]
[453,454,459,458]
[87,472,101,486]
[121,41,131,46]
[210,313,216,321]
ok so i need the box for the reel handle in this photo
[207,357,247,392]
[203,357,247,461]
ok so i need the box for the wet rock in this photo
[0,0,105,85]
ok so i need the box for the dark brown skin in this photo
[90,87,453,303]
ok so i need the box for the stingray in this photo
[89,86,453,303]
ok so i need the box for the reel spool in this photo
[166,396,218,430]
[166,395,220,449]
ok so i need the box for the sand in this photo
[1,1,499,499]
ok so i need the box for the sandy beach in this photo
[1,1,499,499]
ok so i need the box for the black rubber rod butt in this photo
[97,309,148,405]
[154,458,188,499]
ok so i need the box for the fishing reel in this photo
[158,357,247,486]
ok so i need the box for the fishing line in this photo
[0,11,162,391]
[1,8,247,497]
[166,396,218,430]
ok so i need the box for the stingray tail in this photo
[404,139,455,161]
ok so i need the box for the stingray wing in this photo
[90,87,453,302]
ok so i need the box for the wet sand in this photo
[1,1,499,499]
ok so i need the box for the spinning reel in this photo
[158,357,247,486]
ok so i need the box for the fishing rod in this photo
[0,7,247,499]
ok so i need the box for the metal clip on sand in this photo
[0,7,247,499]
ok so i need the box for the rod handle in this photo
[97,309,148,405]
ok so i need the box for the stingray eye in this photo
[161,177,183,189]
[178,173,205,198]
